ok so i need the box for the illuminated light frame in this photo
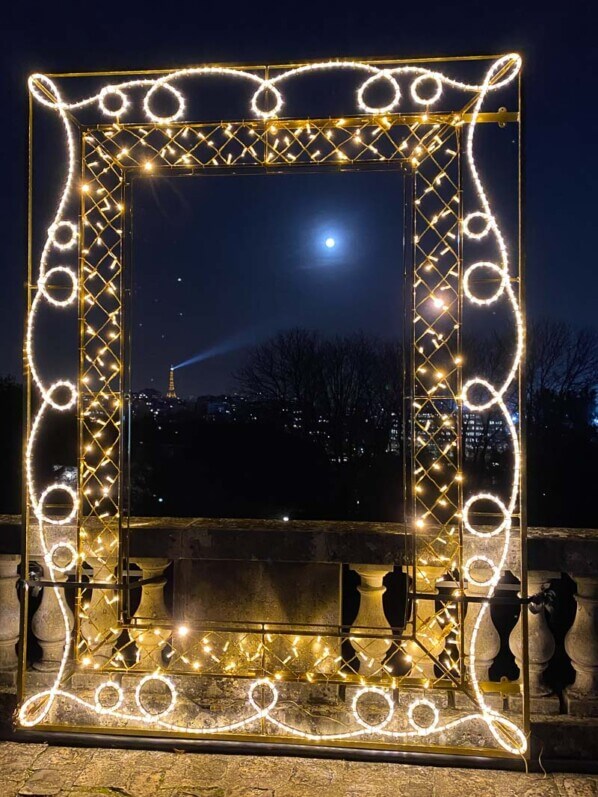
[21,54,526,758]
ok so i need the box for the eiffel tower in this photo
[166,366,177,399]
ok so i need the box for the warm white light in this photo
[21,54,525,756]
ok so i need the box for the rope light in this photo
[98,86,131,117]
[20,54,525,756]
[94,681,124,714]
[48,220,78,251]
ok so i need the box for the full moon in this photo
[325,237,336,248]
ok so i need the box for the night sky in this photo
[1,3,596,393]
[133,172,403,394]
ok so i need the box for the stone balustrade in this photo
[0,517,597,723]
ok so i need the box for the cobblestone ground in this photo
[0,742,596,797]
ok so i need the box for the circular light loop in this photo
[38,267,78,308]
[45,541,78,573]
[250,81,283,119]
[357,70,401,114]
[98,86,130,117]
[464,555,500,588]
[44,380,77,412]
[462,211,492,240]
[462,377,499,412]
[410,73,443,105]
[407,698,439,734]
[248,678,278,715]
[35,483,78,525]
[463,493,510,538]
[135,673,177,718]
[143,82,185,123]
[463,261,508,306]
[48,220,78,251]
[351,687,394,731]
[94,681,124,714]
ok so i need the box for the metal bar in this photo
[75,124,86,670]
[120,170,133,623]
[44,53,513,79]
[18,88,34,700]
[518,65,531,756]
[12,727,546,769]
[456,123,465,681]
[20,577,155,590]
[89,111,517,133]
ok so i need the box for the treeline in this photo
[1,319,597,525]
[234,322,598,525]
[235,328,402,463]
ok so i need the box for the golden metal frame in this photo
[20,55,526,760]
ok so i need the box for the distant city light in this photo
[325,237,336,248]
[282,515,290,522]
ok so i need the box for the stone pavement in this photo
[0,741,596,797]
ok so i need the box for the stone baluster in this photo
[79,558,119,667]
[565,577,598,716]
[349,564,393,676]
[509,571,557,701]
[404,565,446,681]
[0,555,21,680]
[463,566,501,684]
[129,558,171,669]
[31,560,74,671]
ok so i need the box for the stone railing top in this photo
[129,517,408,564]
[1,515,597,573]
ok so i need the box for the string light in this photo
[48,220,78,251]
[21,54,525,756]
[94,681,124,714]
[356,70,401,113]
[410,74,443,105]
[28,58,520,123]
[98,86,131,118]
[45,542,79,573]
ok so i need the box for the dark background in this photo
[132,171,404,395]
[1,2,596,379]
[1,3,597,526]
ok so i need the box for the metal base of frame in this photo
[11,727,597,775]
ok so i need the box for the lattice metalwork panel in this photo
[83,116,456,170]
[21,54,525,760]
[409,126,463,692]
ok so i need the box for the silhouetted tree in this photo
[463,320,598,526]
[526,321,598,526]
[3,318,595,525]
[236,327,403,463]
[526,320,598,427]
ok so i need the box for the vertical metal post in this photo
[18,89,34,700]
[517,68,530,749]
[122,171,134,622]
